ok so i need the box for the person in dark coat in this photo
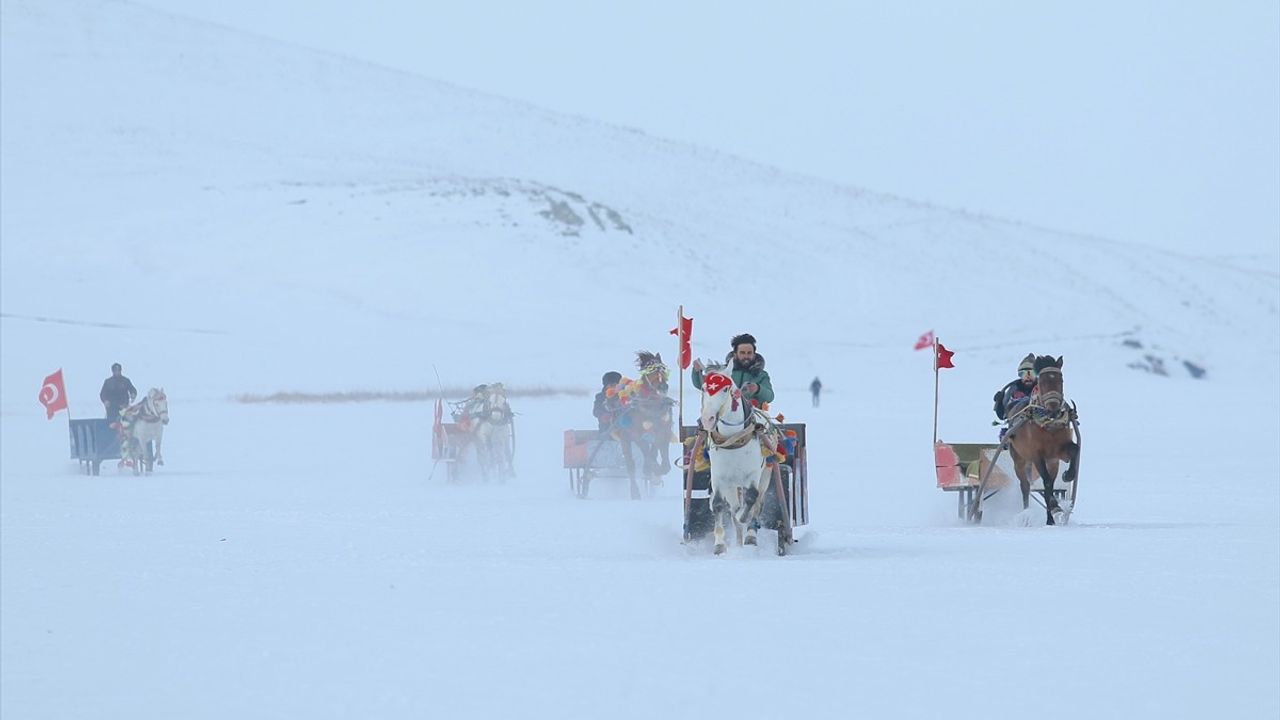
[994,353,1038,423]
[810,377,822,407]
[593,371,623,431]
[691,333,775,408]
[100,362,137,421]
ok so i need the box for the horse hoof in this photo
[713,543,727,555]
[744,535,757,546]
[776,542,787,556]
[157,460,164,466]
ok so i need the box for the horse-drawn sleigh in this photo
[681,363,808,555]
[431,386,515,483]
[563,354,676,500]
[935,355,1081,525]
[70,388,169,476]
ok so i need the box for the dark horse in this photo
[1006,355,1079,525]
[614,351,674,500]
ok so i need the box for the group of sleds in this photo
[435,335,1081,556]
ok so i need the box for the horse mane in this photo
[1033,355,1063,373]
[635,350,663,370]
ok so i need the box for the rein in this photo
[706,391,779,452]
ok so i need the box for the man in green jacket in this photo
[691,333,775,408]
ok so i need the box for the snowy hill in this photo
[3,0,1276,405]
[2,1,1277,718]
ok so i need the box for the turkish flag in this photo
[936,342,955,370]
[39,369,68,419]
[914,330,934,351]
[670,310,693,369]
[703,372,733,396]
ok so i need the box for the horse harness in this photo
[128,395,167,424]
[708,395,778,452]
[1006,367,1074,433]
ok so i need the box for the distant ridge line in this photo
[234,387,589,404]
[0,312,227,335]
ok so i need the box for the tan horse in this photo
[1005,356,1078,525]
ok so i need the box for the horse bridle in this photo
[1035,367,1064,409]
[138,393,169,424]
[702,374,756,449]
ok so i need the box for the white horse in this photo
[698,365,778,555]
[122,388,169,473]
[471,384,514,481]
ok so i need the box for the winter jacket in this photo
[993,378,1037,420]
[593,386,622,431]
[692,352,775,406]
[100,375,137,415]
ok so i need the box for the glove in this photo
[741,382,759,395]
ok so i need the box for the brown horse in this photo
[613,351,674,500]
[1005,355,1079,525]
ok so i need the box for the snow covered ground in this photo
[2,0,1277,718]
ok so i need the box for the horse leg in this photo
[620,439,640,500]
[712,492,729,555]
[154,433,164,466]
[477,428,496,482]
[739,484,760,546]
[730,487,747,546]
[1061,441,1079,483]
[1010,447,1031,509]
[1035,456,1061,525]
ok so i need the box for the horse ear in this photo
[1057,356,1063,367]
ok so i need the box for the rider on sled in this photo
[593,371,624,432]
[994,354,1038,441]
[690,333,775,410]
[453,384,489,431]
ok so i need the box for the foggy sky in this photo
[138,0,1280,259]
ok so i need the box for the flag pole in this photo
[932,336,940,446]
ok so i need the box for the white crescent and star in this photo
[39,382,61,405]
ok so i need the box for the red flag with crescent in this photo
[670,310,693,370]
[39,369,68,419]
[936,342,955,369]
[914,330,934,351]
